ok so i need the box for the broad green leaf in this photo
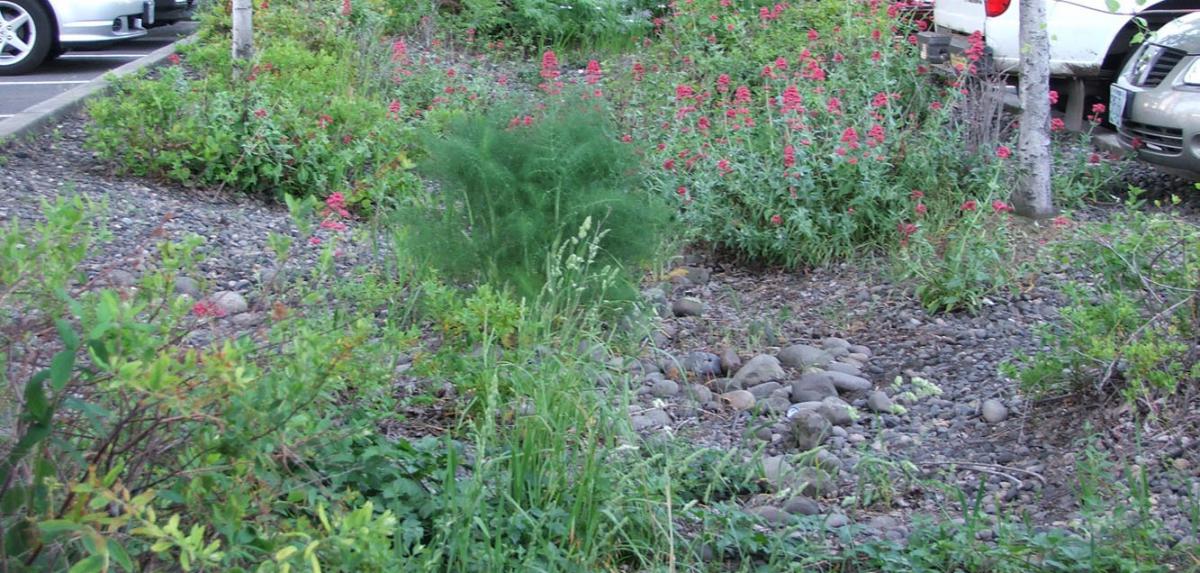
[67,554,105,573]
[50,349,76,391]
[110,541,134,572]
[1105,0,1119,11]
[23,374,50,423]
[56,319,80,350]
[38,520,84,538]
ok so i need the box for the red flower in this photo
[632,62,645,82]
[540,50,561,81]
[326,192,350,217]
[716,74,731,93]
[781,85,802,112]
[675,84,695,100]
[770,214,783,226]
[807,29,819,41]
[1050,117,1065,131]
[995,145,1011,159]
[1048,90,1059,105]
[392,39,408,62]
[676,186,688,196]
[663,158,675,170]
[320,219,348,232]
[826,97,842,114]
[910,190,924,200]
[915,203,927,216]
[734,85,752,104]
[960,200,977,211]
[783,144,796,168]
[167,53,181,65]
[341,0,351,15]
[1091,102,1106,114]
[991,200,1013,214]
[192,300,226,318]
[586,59,602,84]
[840,127,859,148]
[1051,215,1071,228]
[1088,152,1101,164]
[253,108,268,118]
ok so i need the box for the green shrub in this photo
[1008,191,1200,403]
[399,103,670,301]
[87,1,419,207]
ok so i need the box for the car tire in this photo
[0,0,53,76]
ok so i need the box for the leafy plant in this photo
[1010,189,1200,404]
[400,103,669,301]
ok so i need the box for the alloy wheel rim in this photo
[0,1,36,66]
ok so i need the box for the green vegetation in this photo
[3,0,1195,571]
[402,104,669,301]
[1009,188,1200,405]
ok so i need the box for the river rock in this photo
[867,391,895,414]
[722,390,756,411]
[733,355,786,387]
[791,375,839,403]
[778,344,834,369]
[672,297,704,317]
[981,399,1009,423]
[210,291,248,315]
[789,409,831,451]
[681,351,722,377]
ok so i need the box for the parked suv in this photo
[920,0,1192,126]
[1111,12,1200,179]
[0,0,162,75]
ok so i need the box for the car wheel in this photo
[0,0,52,76]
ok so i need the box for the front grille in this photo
[1120,120,1184,155]
[1135,47,1186,87]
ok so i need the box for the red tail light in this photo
[985,0,1011,17]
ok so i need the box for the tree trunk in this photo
[1012,0,1054,218]
[231,0,253,74]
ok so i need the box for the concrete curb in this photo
[0,34,196,145]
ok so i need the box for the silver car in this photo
[0,0,158,76]
[1110,11,1200,179]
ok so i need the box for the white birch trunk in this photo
[1013,0,1055,218]
[231,0,253,71]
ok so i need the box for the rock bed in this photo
[4,113,1200,544]
[624,256,1200,542]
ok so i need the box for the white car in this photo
[0,0,156,76]
[921,0,1192,123]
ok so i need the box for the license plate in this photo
[1110,85,1128,129]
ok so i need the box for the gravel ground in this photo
[3,112,1200,546]
[0,114,375,323]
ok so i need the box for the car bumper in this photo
[57,1,151,47]
[1112,68,1200,177]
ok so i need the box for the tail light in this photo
[985,0,1011,17]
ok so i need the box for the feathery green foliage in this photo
[403,103,670,301]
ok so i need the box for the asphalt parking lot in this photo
[0,21,197,120]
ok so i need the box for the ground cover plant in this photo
[5,0,1198,571]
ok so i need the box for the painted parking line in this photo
[0,80,92,85]
[58,54,147,59]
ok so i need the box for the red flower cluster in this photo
[586,60,602,85]
[192,300,226,319]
